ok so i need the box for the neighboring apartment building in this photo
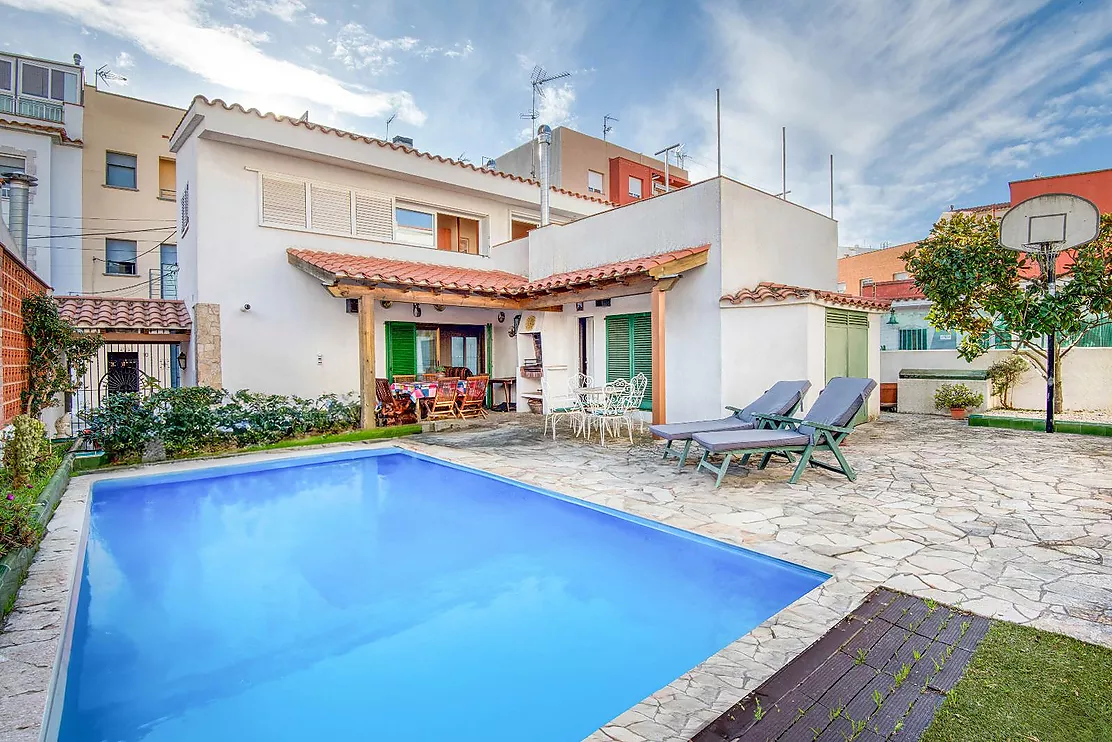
[165,95,884,429]
[81,86,184,299]
[495,126,689,212]
[0,52,84,293]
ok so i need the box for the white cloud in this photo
[225,0,305,23]
[222,24,271,44]
[0,0,425,125]
[309,13,326,26]
[649,0,1112,245]
[114,51,134,69]
[330,23,472,72]
[518,82,576,141]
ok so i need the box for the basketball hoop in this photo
[998,193,1100,433]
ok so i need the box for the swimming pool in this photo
[54,449,826,741]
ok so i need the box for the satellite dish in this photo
[999,193,1099,252]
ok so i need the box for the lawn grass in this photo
[922,622,1112,742]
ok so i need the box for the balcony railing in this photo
[159,188,176,200]
[150,264,179,300]
[1,95,65,123]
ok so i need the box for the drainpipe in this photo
[3,173,36,262]
[537,124,552,227]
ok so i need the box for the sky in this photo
[3,0,1112,247]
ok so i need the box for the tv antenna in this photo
[654,143,682,193]
[95,65,127,89]
[520,65,572,177]
[603,114,618,142]
[384,111,398,141]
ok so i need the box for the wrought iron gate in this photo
[68,342,181,435]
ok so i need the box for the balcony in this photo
[0,93,64,123]
[159,188,176,201]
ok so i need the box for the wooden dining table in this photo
[391,380,467,422]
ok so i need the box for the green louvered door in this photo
[825,309,870,425]
[605,312,652,410]
[384,322,417,381]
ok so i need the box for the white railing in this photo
[15,96,64,123]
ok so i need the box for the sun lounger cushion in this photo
[692,429,811,453]
[649,417,755,440]
[797,377,877,441]
[648,380,811,440]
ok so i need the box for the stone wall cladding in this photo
[192,302,222,389]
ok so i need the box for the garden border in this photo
[968,414,1112,436]
[0,451,75,617]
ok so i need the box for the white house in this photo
[166,95,885,427]
[0,52,84,293]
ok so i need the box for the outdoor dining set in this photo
[376,370,489,425]
[541,373,649,445]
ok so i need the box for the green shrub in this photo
[86,388,361,462]
[2,415,47,489]
[934,383,984,411]
[0,443,62,560]
[986,355,1028,409]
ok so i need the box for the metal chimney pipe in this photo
[3,173,36,261]
[537,124,552,227]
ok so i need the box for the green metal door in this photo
[605,313,653,410]
[384,322,417,381]
[825,309,870,424]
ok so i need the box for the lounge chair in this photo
[693,377,877,487]
[648,380,811,469]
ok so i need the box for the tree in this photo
[902,211,1112,412]
[22,294,103,417]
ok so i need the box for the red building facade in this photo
[609,157,690,206]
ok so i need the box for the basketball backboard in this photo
[999,193,1100,252]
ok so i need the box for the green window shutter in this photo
[606,315,631,383]
[631,313,653,410]
[384,322,417,381]
[605,313,653,410]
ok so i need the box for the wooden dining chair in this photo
[426,377,461,420]
[457,375,489,419]
[392,374,416,384]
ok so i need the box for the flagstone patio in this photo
[1,413,1109,742]
[413,412,1112,741]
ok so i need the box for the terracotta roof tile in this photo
[0,117,82,146]
[54,296,192,330]
[288,245,710,297]
[523,246,710,292]
[189,97,613,206]
[721,282,891,310]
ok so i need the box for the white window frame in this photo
[394,203,437,248]
[0,59,12,92]
[19,62,50,99]
[587,170,604,194]
[628,176,642,199]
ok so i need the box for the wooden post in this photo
[358,297,376,429]
[651,282,667,425]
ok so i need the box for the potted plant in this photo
[934,383,984,420]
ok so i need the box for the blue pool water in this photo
[57,450,826,742]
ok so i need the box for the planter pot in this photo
[950,407,969,421]
[526,397,544,414]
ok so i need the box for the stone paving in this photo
[0,413,1109,742]
[413,413,1112,741]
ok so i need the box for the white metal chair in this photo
[585,378,631,445]
[617,373,648,439]
[542,377,585,440]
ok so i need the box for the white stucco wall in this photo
[48,144,82,294]
[0,128,52,284]
[721,303,815,412]
[880,348,1112,411]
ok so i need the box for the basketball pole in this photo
[1044,243,1058,434]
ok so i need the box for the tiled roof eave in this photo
[721,282,891,311]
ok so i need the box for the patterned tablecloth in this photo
[390,381,467,400]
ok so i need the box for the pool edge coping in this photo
[19,439,872,742]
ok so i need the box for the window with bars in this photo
[898,327,928,350]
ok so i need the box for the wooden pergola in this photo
[287,246,709,428]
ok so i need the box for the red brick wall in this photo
[2,248,49,426]
[608,157,690,206]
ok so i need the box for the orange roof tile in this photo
[0,117,82,146]
[523,246,709,292]
[189,97,613,206]
[54,296,192,330]
[721,282,891,310]
[287,245,710,297]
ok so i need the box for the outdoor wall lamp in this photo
[412,303,422,318]
[433,304,445,312]
[380,300,393,309]
[177,350,188,370]
[497,311,505,323]
[886,309,899,325]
